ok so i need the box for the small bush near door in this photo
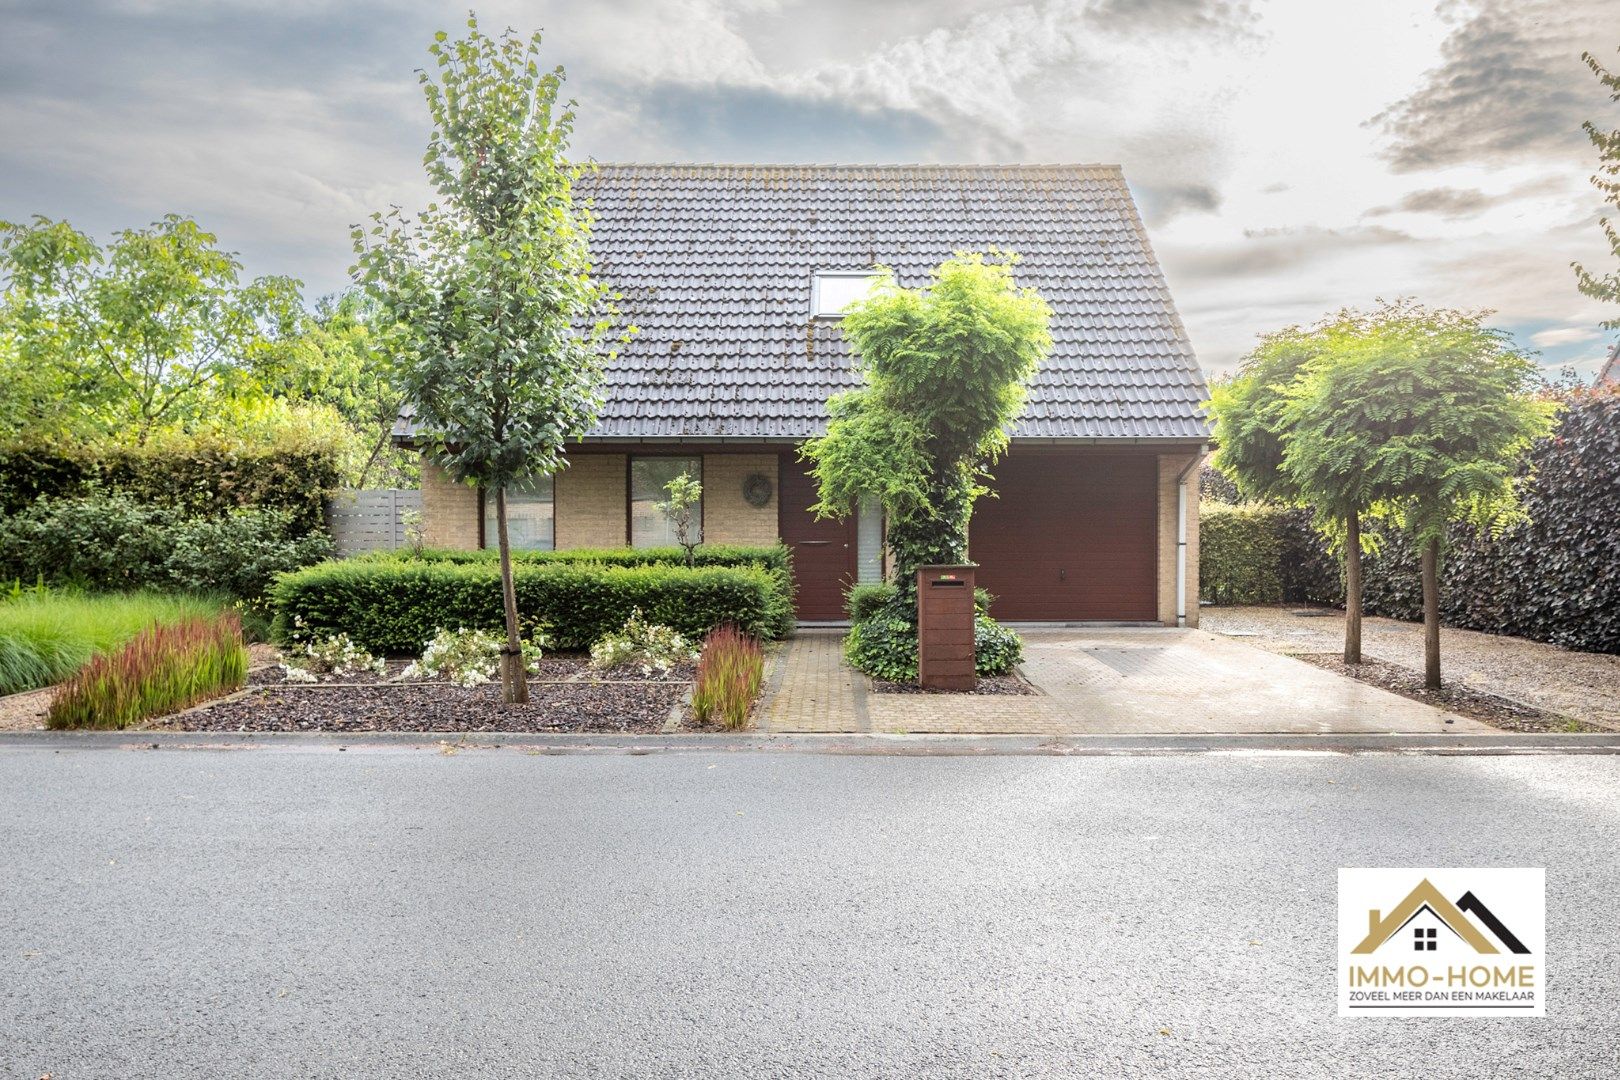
[47,613,248,729]
[690,625,765,729]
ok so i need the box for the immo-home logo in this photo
[1338,868,1545,1017]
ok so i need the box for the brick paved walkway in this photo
[756,627,1483,735]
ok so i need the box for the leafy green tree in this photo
[1575,46,1620,321]
[0,214,302,442]
[656,472,702,567]
[802,250,1051,627]
[1207,323,1377,663]
[353,17,622,703]
[1281,304,1557,689]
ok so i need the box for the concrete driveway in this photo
[761,628,1484,734]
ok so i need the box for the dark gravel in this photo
[870,671,1034,695]
[170,678,684,734]
[253,655,695,687]
[1293,653,1595,732]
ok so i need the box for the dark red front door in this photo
[778,458,857,621]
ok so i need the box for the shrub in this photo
[0,431,342,535]
[1199,503,1286,605]
[589,610,696,674]
[358,543,796,638]
[846,582,897,624]
[0,590,226,695]
[690,625,765,729]
[399,627,547,687]
[272,559,785,654]
[0,493,330,601]
[844,612,1022,681]
[46,613,248,729]
[279,633,386,683]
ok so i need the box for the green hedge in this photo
[272,559,790,654]
[361,544,795,639]
[1199,504,1286,605]
[0,435,341,535]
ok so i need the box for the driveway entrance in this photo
[759,628,1488,735]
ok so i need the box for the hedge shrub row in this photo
[363,544,796,639]
[271,559,789,654]
[0,493,332,601]
[1200,503,1343,606]
[0,434,341,535]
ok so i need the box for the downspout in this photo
[1174,447,1206,628]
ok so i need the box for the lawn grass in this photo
[0,590,228,695]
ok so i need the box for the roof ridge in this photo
[583,162,1125,172]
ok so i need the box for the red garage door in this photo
[969,450,1158,622]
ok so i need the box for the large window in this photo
[811,271,879,318]
[630,456,701,548]
[482,475,554,551]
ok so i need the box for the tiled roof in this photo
[401,164,1209,442]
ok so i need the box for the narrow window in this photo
[811,271,879,318]
[630,456,702,548]
[483,475,554,551]
[856,496,885,584]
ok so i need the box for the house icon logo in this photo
[1338,868,1544,1017]
[1350,877,1531,956]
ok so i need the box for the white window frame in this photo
[811,270,879,319]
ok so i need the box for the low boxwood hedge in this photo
[272,559,788,654]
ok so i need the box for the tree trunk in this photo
[1343,511,1362,665]
[1421,535,1441,691]
[494,485,529,704]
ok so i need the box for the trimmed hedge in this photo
[360,544,796,639]
[272,559,789,654]
[0,435,341,535]
[1199,504,1286,605]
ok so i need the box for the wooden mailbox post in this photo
[916,563,977,691]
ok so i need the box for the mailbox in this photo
[916,563,977,691]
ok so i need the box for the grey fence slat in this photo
[327,488,423,556]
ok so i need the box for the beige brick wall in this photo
[702,454,780,545]
[555,454,627,549]
[420,459,480,550]
[1156,452,1203,627]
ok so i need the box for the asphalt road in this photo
[3,741,1618,1078]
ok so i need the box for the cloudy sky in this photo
[4,0,1619,377]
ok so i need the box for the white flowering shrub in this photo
[402,627,547,688]
[588,609,696,675]
[280,633,386,682]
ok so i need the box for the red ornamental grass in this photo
[691,624,764,730]
[47,613,249,730]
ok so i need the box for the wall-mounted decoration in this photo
[742,472,774,508]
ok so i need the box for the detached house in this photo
[398,164,1209,626]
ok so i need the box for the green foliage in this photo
[0,589,226,695]
[0,214,304,442]
[278,633,386,683]
[271,559,788,655]
[0,493,331,601]
[1205,330,1318,506]
[691,625,766,729]
[845,582,897,624]
[0,426,344,534]
[845,611,1023,680]
[588,610,696,673]
[656,472,702,566]
[355,544,795,638]
[1576,47,1620,323]
[1199,503,1286,605]
[46,612,248,730]
[401,627,546,687]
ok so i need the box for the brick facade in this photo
[420,461,479,550]
[701,453,780,546]
[1156,452,1202,627]
[555,453,627,548]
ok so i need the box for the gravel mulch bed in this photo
[1292,653,1597,733]
[166,679,684,734]
[251,655,695,686]
[870,671,1034,695]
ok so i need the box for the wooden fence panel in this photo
[327,488,423,556]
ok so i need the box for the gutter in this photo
[1174,446,1206,627]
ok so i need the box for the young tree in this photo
[0,215,303,442]
[1575,46,1620,321]
[656,472,702,567]
[1207,323,1377,663]
[802,250,1051,623]
[354,17,622,703]
[1281,304,1557,690]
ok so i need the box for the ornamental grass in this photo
[46,613,248,730]
[690,625,764,730]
